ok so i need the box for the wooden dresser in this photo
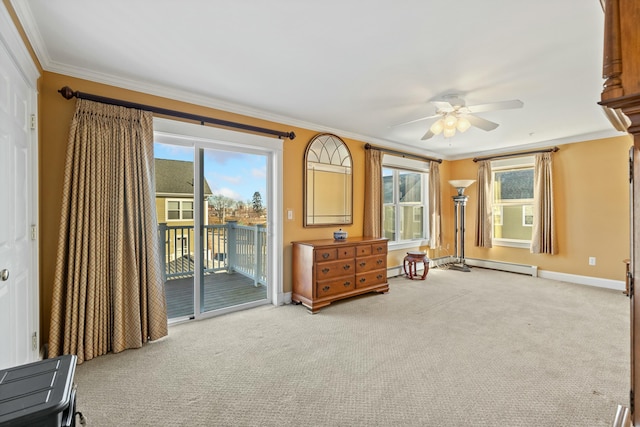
[292,237,388,313]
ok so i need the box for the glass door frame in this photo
[154,117,284,321]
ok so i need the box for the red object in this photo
[403,251,429,280]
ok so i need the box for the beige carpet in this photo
[73,267,629,426]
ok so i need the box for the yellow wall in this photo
[37,75,631,344]
[450,136,632,279]
[38,71,370,342]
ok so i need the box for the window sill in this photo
[388,240,429,251]
[492,238,531,249]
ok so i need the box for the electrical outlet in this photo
[287,209,293,220]
[589,257,596,266]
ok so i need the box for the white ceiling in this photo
[10,0,623,159]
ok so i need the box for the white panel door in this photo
[0,38,38,369]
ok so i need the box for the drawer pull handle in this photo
[377,259,383,265]
[359,262,366,267]
[322,268,330,274]
[377,274,383,279]
[343,265,351,270]
[322,253,330,259]
[359,277,366,283]
[323,286,330,292]
[344,281,351,287]
[376,247,383,252]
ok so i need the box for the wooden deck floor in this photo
[164,271,267,319]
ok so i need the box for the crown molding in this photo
[444,128,626,161]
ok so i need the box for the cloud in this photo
[252,168,266,179]
[213,188,242,200]
[222,175,242,184]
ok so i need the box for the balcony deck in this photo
[164,271,268,319]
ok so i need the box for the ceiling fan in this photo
[395,95,524,140]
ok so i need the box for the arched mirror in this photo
[304,133,353,227]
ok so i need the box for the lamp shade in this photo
[449,179,476,189]
[444,114,457,128]
[456,116,471,132]
[430,119,444,135]
[443,127,456,138]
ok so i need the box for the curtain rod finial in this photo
[58,86,76,100]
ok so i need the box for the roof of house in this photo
[155,159,213,196]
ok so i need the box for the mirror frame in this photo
[303,133,353,228]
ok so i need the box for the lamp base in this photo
[449,262,471,272]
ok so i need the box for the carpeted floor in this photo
[73,267,629,426]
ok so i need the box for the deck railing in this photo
[158,221,267,286]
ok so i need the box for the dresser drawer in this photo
[315,249,337,262]
[317,277,355,297]
[315,259,354,280]
[355,245,372,257]
[356,270,387,288]
[371,242,387,255]
[355,254,386,273]
[337,246,356,259]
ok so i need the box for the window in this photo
[166,199,194,221]
[492,157,534,247]
[382,156,430,246]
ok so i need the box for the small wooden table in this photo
[403,251,429,280]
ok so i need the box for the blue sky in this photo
[154,142,267,203]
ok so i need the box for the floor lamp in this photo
[449,180,475,272]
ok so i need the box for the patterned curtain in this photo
[363,148,383,237]
[475,160,493,248]
[531,152,556,254]
[49,99,168,364]
[428,161,442,249]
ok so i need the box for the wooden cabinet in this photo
[292,237,388,312]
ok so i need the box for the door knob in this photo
[1,269,8,281]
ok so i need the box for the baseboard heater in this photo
[463,258,538,277]
[387,257,538,278]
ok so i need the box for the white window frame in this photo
[382,155,430,250]
[153,117,286,313]
[491,156,534,248]
[166,198,194,221]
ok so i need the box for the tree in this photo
[236,201,245,217]
[208,194,235,222]
[252,191,263,215]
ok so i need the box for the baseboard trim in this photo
[465,258,539,277]
[537,270,625,292]
[453,258,625,292]
[278,291,292,305]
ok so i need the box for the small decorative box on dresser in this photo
[292,237,389,313]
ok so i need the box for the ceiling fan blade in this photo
[467,115,499,131]
[390,114,440,127]
[431,101,454,113]
[421,130,435,140]
[467,99,523,113]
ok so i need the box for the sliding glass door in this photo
[199,147,269,313]
[154,135,273,321]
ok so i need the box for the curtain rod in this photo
[364,143,443,163]
[472,146,559,162]
[58,86,296,141]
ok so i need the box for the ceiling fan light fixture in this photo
[443,127,456,138]
[430,119,444,135]
[443,114,457,128]
[456,116,471,132]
